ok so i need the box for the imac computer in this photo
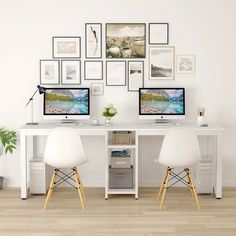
[43,88,90,123]
[139,88,185,124]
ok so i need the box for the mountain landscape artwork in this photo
[140,89,184,114]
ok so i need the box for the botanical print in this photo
[128,61,143,91]
[149,47,174,80]
[86,24,102,58]
[177,55,195,73]
[106,23,145,58]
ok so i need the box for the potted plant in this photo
[0,128,17,189]
[102,104,118,125]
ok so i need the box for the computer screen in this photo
[139,88,185,120]
[43,88,90,120]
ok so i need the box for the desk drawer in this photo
[109,168,133,189]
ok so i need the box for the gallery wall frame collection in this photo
[40,22,195,93]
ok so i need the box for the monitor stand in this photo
[61,119,76,124]
[150,119,174,126]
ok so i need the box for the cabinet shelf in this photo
[108,145,136,149]
[107,188,136,194]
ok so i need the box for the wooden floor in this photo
[0,188,236,236]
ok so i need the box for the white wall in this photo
[0,0,236,187]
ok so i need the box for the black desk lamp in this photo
[25,85,46,125]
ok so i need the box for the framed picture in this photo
[128,61,144,92]
[84,61,103,80]
[106,61,126,86]
[53,37,81,58]
[176,55,196,74]
[91,83,104,96]
[106,23,146,58]
[149,46,175,80]
[149,23,169,45]
[40,60,60,85]
[61,60,81,85]
[85,23,102,58]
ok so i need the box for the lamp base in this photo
[26,122,39,125]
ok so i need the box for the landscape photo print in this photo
[106,23,146,58]
[149,46,175,80]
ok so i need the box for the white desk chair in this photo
[157,127,201,210]
[44,127,88,209]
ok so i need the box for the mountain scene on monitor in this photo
[45,89,88,114]
[141,89,184,114]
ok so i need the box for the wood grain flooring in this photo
[0,187,236,236]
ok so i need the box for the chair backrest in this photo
[44,127,87,168]
[158,127,201,168]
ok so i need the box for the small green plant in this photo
[102,103,118,118]
[0,128,17,154]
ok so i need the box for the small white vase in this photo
[197,116,205,126]
[105,117,113,125]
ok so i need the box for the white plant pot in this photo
[197,116,205,126]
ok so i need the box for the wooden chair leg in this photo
[160,168,171,209]
[44,169,57,209]
[185,169,195,200]
[157,168,169,200]
[73,169,85,210]
[187,169,200,210]
[76,170,86,202]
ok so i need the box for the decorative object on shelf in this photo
[25,85,46,125]
[197,108,207,126]
[84,61,103,80]
[52,36,81,58]
[61,60,81,85]
[149,46,175,80]
[106,61,126,86]
[40,60,60,85]
[85,23,102,58]
[106,23,146,58]
[102,103,117,125]
[176,55,196,74]
[128,61,144,92]
[91,83,104,96]
[0,128,17,189]
[149,23,169,45]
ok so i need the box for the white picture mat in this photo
[128,61,143,91]
[61,61,81,84]
[176,55,195,73]
[53,37,81,58]
[106,61,126,85]
[85,61,102,80]
[149,47,174,80]
[149,24,168,44]
[40,60,59,84]
[91,83,103,95]
[86,24,102,58]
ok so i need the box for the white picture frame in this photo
[128,61,144,92]
[53,37,81,58]
[106,61,126,86]
[84,61,103,80]
[91,83,104,96]
[176,55,196,74]
[40,60,60,85]
[149,23,169,45]
[149,46,175,80]
[85,23,102,58]
[61,60,81,85]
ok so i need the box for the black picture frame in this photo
[85,23,102,58]
[52,36,81,58]
[106,61,126,86]
[149,23,169,45]
[84,60,103,80]
[127,61,144,92]
[106,23,146,58]
[40,59,60,85]
[61,60,81,85]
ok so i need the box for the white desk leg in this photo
[20,133,28,199]
[105,132,108,200]
[215,134,223,199]
[135,134,138,199]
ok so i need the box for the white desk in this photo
[19,123,224,199]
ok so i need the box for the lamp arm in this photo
[25,88,39,108]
